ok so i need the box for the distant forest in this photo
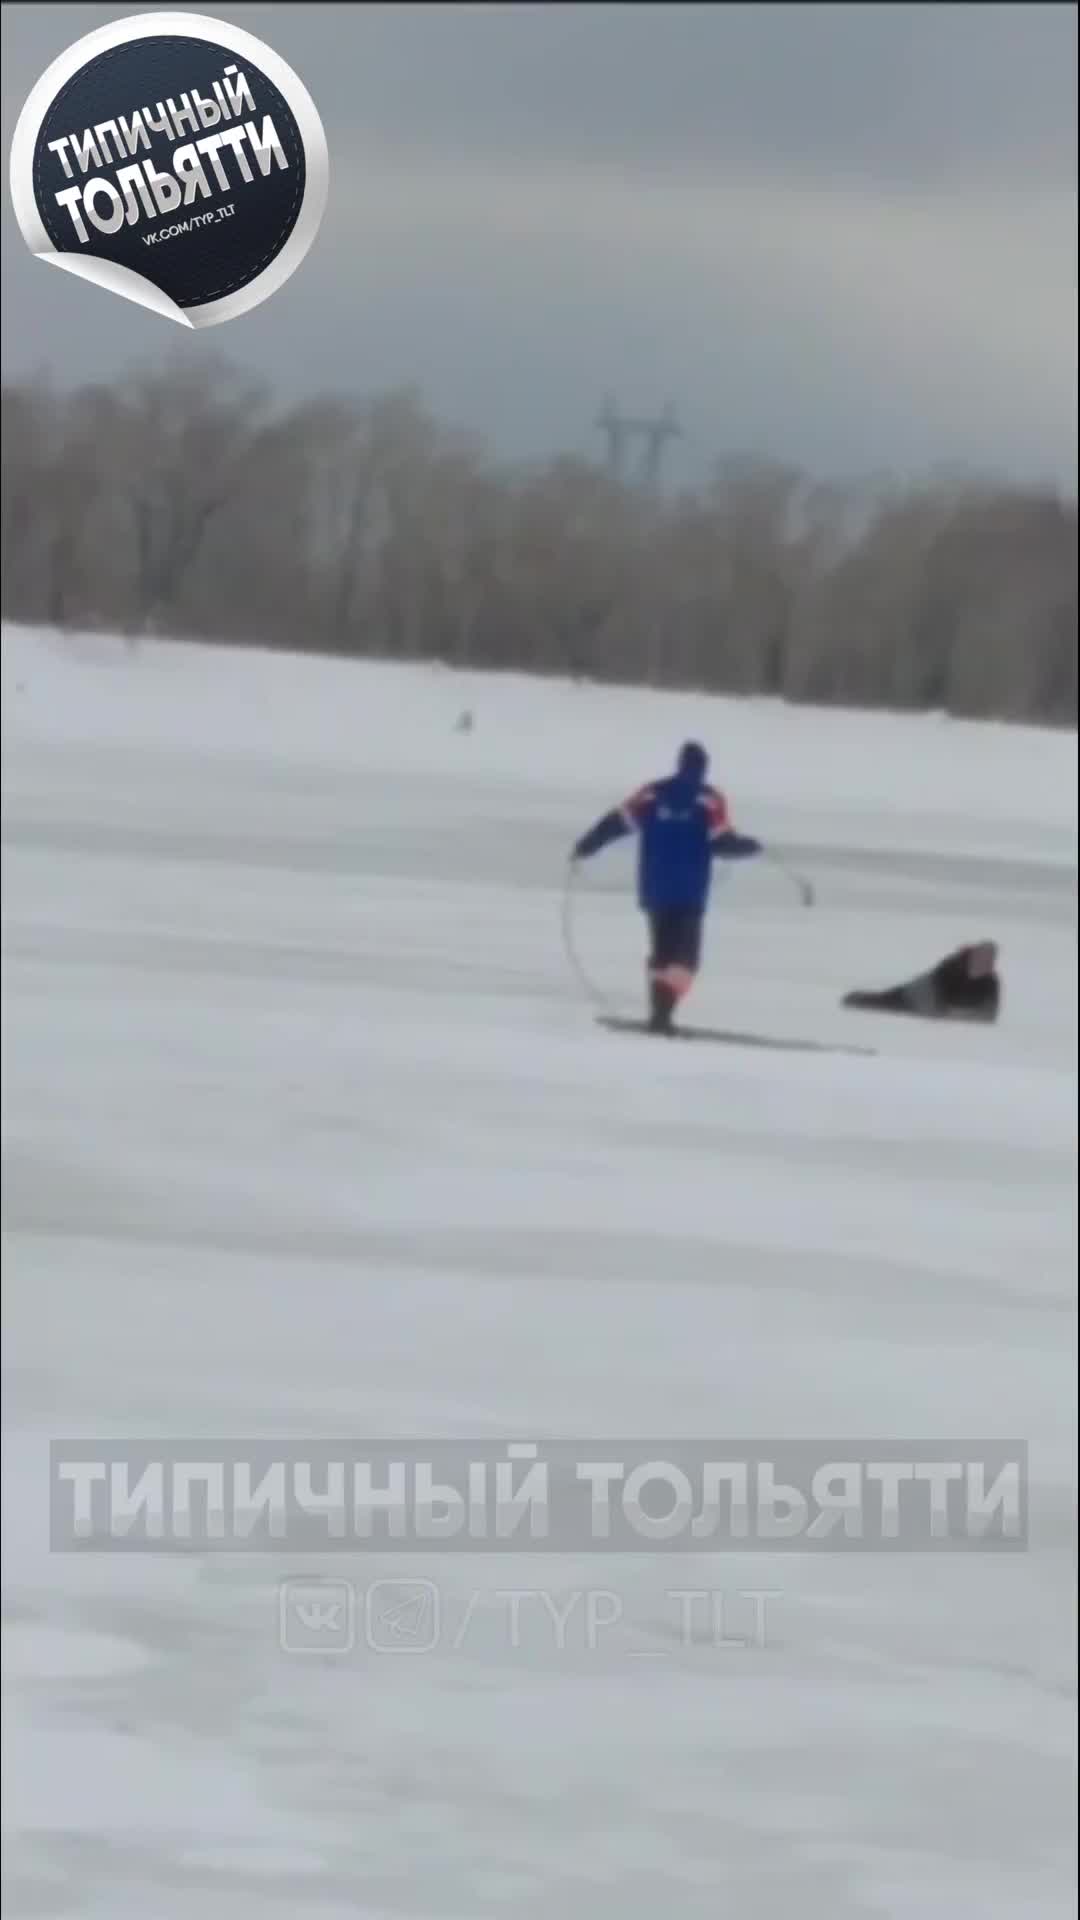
[2,356,1075,724]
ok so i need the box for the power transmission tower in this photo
[595,396,681,493]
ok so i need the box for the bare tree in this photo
[114,355,269,632]
[1,358,1074,727]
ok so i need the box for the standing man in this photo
[571,741,763,1032]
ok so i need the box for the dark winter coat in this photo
[573,743,761,913]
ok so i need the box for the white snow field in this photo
[2,622,1077,1920]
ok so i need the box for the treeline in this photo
[2,357,1075,723]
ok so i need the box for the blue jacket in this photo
[573,744,762,913]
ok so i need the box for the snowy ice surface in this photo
[2,624,1077,1919]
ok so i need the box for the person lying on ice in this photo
[571,740,762,1032]
[843,940,1001,1023]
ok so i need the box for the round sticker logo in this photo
[8,11,328,328]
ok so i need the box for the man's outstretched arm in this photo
[710,828,763,860]
[704,788,762,861]
[572,786,653,861]
[573,811,630,860]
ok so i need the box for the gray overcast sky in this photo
[2,3,1076,491]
